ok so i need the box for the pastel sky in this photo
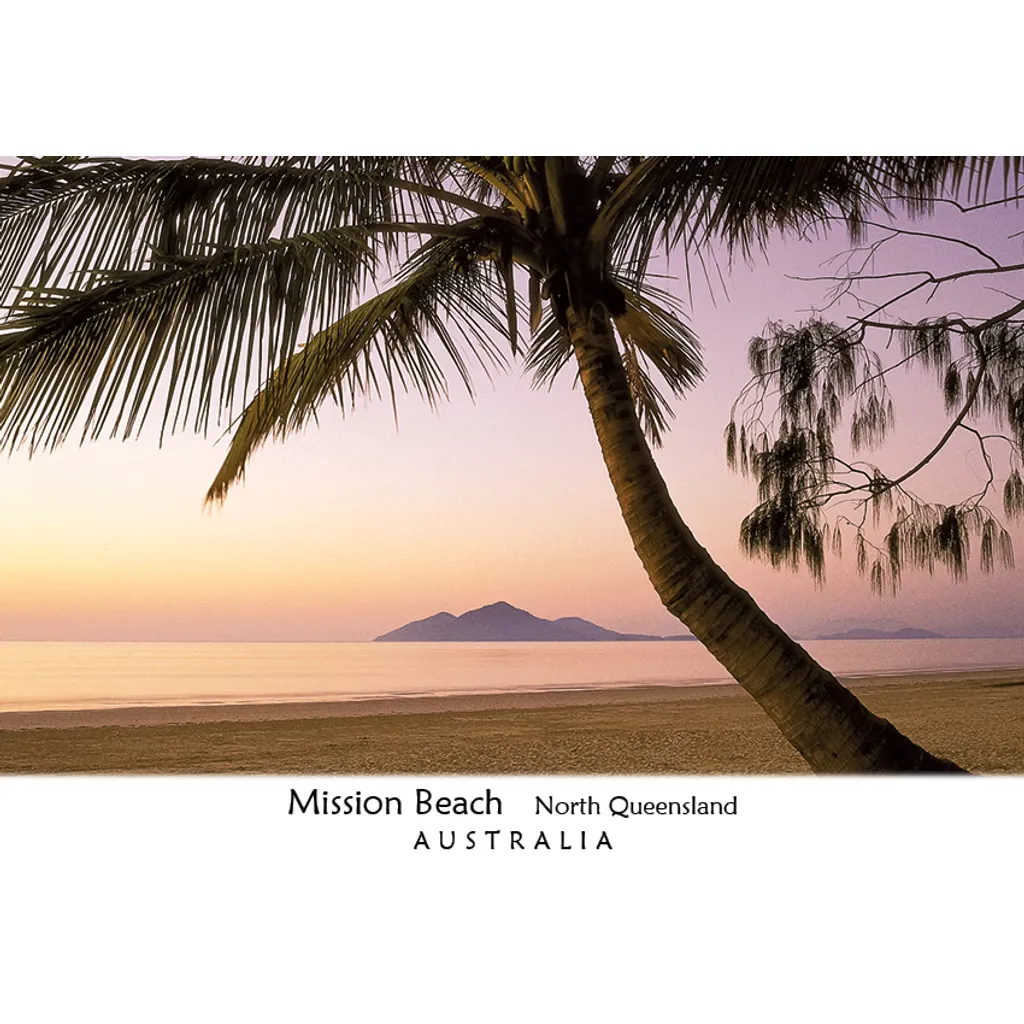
[2,173,1023,641]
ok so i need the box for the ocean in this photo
[2,638,1024,714]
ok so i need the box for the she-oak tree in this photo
[1,155,1020,772]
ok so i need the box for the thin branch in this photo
[821,215,1004,268]
[883,192,1024,214]
[959,424,996,510]
[884,336,987,490]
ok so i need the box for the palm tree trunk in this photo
[569,305,964,772]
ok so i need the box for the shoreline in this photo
[2,669,1021,773]
[1,667,1022,731]
[0,680,741,730]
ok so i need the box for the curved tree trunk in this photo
[569,305,964,773]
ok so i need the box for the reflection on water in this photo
[2,638,1024,713]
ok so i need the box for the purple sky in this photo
[2,171,1023,641]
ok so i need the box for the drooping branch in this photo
[729,299,1024,594]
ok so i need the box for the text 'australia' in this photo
[413,830,612,851]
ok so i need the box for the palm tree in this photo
[0,156,1012,771]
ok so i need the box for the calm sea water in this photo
[2,639,1024,713]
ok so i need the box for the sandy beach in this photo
[1,669,1022,773]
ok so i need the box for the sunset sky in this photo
[2,173,1023,642]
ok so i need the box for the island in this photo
[816,627,945,641]
[374,601,695,642]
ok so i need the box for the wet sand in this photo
[1,670,1022,773]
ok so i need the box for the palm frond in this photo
[612,281,703,445]
[595,156,1024,280]
[0,156,472,307]
[522,307,573,388]
[611,280,703,391]
[205,234,510,504]
[620,341,676,446]
[0,228,375,452]
[452,158,526,213]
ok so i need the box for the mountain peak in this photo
[374,602,667,643]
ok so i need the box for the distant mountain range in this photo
[374,601,695,643]
[816,627,945,641]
